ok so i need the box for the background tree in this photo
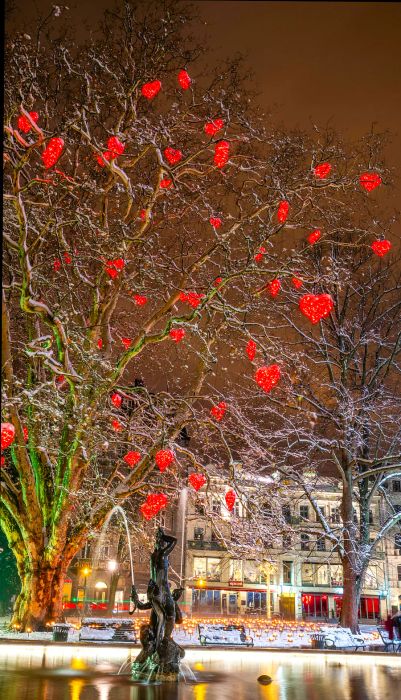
[2,2,390,630]
[227,194,400,631]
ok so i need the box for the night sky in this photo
[7,1,401,208]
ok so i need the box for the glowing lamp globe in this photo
[1,423,15,450]
[155,449,175,472]
[189,473,206,491]
[299,294,334,324]
[255,365,281,393]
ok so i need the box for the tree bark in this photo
[340,556,361,633]
[11,559,67,630]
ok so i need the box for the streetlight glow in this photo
[107,559,118,572]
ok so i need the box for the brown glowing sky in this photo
[7,1,401,209]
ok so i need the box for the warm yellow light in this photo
[81,566,91,577]
[107,559,118,572]
[197,578,205,587]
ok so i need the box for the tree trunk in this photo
[107,572,120,615]
[340,557,361,633]
[11,560,67,631]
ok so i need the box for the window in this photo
[319,506,326,517]
[282,506,291,524]
[300,534,310,551]
[283,534,292,549]
[195,501,205,516]
[193,557,207,580]
[331,508,340,524]
[302,563,329,586]
[193,557,221,582]
[330,564,343,586]
[212,498,221,515]
[301,563,314,584]
[263,504,272,518]
[233,500,241,518]
[393,480,401,493]
[395,534,401,551]
[283,561,292,584]
[316,536,326,552]
[243,561,259,584]
[369,510,374,525]
[300,505,309,521]
[194,527,204,541]
[229,559,243,582]
[397,565,401,583]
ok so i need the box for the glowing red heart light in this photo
[178,69,191,89]
[1,423,15,450]
[299,294,334,324]
[42,137,64,169]
[254,246,266,263]
[292,277,303,289]
[214,277,223,287]
[23,426,29,442]
[107,136,125,157]
[210,217,222,228]
[1,456,5,467]
[140,209,147,220]
[214,140,230,168]
[96,151,112,168]
[164,147,183,165]
[204,119,224,136]
[54,259,61,271]
[134,294,147,306]
[277,200,289,223]
[140,493,168,520]
[189,473,206,492]
[63,252,72,264]
[160,178,173,189]
[17,111,39,134]
[255,365,281,393]
[371,239,392,257]
[121,337,132,349]
[307,229,321,245]
[105,258,125,279]
[225,489,236,512]
[97,339,103,349]
[187,292,205,308]
[111,393,122,409]
[211,401,227,422]
[155,449,174,472]
[314,163,332,179]
[112,419,123,432]
[170,328,185,342]
[246,339,256,361]
[123,451,141,468]
[141,80,161,99]
[360,172,382,192]
[267,279,281,298]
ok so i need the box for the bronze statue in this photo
[130,527,185,681]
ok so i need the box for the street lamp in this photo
[80,565,91,614]
[107,559,118,572]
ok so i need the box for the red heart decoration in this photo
[42,137,64,169]
[267,279,281,298]
[160,178,173,189]
[225,489,236,512]
[121,337,132,349]
[112,419,123,432]
[246,340,256,361]
[189,473,206,491]
[123,451,141,468]
[210,401,227,422]
[214,277,223,287]
[141,80,161,99]
[255,365,281,393]
[107,136,125,157]
[105,258,125,279]
[96,151,112,167]
[360,172,382,192]
[292,277,303,289]
[1,422,15,450]
[178,69,191,90]
[155,449,174,472]
[307,229,321,245]
[214,140,230,168]
[97,339,103,349]
[299,294,334,324]
[133,294,147,306]
[54,259,61,271]
[254,246,266,263]
[169,328,185,342]
[277,200,289,223]
[18,111,39,134]
[210,217,222,228]
[164,147,183,165]
[23,426,29,442]
[314,163,331,179]
[180,291,204,309]
[204,119,224,136]
[140,493,168,520]
[371,239,392,257]
[111,393,122,408]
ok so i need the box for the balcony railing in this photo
[188,539,226,551]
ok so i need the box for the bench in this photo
[79,617,137,643]
[319,626,367,651]
[198,623,253,647]
[377,626,401,653]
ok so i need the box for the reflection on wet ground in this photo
[0,645,400,700]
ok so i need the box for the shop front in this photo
[333,594,382,621]
[191,586,270,615]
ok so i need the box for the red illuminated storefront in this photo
[333,594,380,620]
[301,593,328,618]
[302,593,381,620]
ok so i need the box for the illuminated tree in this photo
[2,2,386,630]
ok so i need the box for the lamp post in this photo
[81,565,91,615]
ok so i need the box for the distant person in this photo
[391,611,401,639]
[384,614,394,640]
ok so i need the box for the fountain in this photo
[130,527,185,682]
